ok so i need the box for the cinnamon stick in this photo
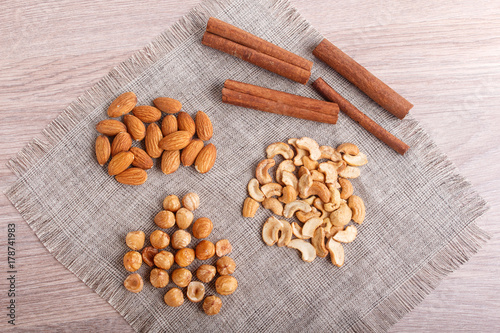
[313,38,413,119]
[222,87,338,124]
[206,17,313,71]
[312,78,409,155]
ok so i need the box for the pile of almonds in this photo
[122,192,237,316]
[242,137,367,267]
[95,92,216,185]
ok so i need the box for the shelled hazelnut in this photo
[164,288,184,307]
[154,210,176,229]
[150,230,170,249]
[216,256,236,276]
[125,231,145,250]
[124,273,143,293]
[174,248,195,267]
[171,268,192,288]
[141,246,158,267]
[171,230,191,249]
[182,192,200,211]
[215,276,238,295]
[203,296,222,315]
[195,240,215,260]
[150,268,169,288]
[123,251,142,272]
[196,265,217,283]
[176,208,194,229]
[153,251,174,270]
[192,217,213,239]
[163,195,181,212]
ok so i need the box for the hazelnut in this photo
[163,195,181,212]
[154,250,174,270]
[125,231,145,250]
[171,268,192,287]
[195,240,215,260]
[154,210,175,229]
[175,208,194,229]
[141,246,158,267]
[182,192,200,211]
[215,276,238,295]
[124,273,143,293]
[150,230,170,249]
[215,239,232,257]
[150,268,169,288]
[192,217,213,239]
[164,288,184,307]
[186,281,205,302]
[196,264,216,283]
[174,248,195,267]
[123,251,142,272]
[203,296,222,315]
[216,256,236,275]
[171,230,191,249]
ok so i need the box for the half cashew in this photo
[303,182,331,203]
[313,198,329,219]
[302,156,319,170]
[283,200,312,218]
[324,187,341,212]
[296,137,321,161]
[297,166,310,178]
[318,162,338,184]
[319,145,342,162]
[326,237,344,267]
[336,143,359,156]
[276,160,295,185]
[330,202,352,227]
[338,178,354,199]
[287,239,316,262]
[277,220,292,247]
[311,170,325,182]
[348,195,366,224]
[288,138,307,166]
[262,198,283,216]
[279,185,297,204]
[261,183,283,198]
[291,222,306,239]
[333,225,357,243]
[311,227,328,258]
[296,208,321,223]
[281,170,298,190]
[343,152,368,166]
[255,159,276,185]
[262,216,282,246]
[266,142,294,160]
[247,178,265,202]
[338,166,360,179]
[302,217,324,238]
[298,173,313,198]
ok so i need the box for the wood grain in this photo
[1,0,499,332]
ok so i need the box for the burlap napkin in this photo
[6,0,489,332]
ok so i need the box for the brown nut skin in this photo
[154,210,176,229]
[150,268,169,288]
[163,195,181,212]
[215,276,238,295]
[124,273,143,293]
[195,240,216,260]
[171,230,192,249]
[216,256,236,276]
[153,251,174,270]
[192,217,213,239]
[176,208,194,229]
[196,265,217,283]
[215,239,232,257]
[171,268,192,288]
[164,288,184,307]
[203,296,222,315]
[150,230,170,249]
[174,248,195,267]
[141,246,158,267]
[125,231,145,250]
[182,192,200,211]
[123,251,142,272]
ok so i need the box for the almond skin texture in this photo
[195,143,217,174]
[107,92,137,118]
[111,132,132,157]
[177,112,196,137]
[95,135,111,166]
[130,147,154,170]
[161,150,181,174]
[115,168,147,185]
[153,97,182,114]
[181,139,204,166]
[195,111,213,141]
[108,151,134,176]
[123,115,146,141]
[96,119,127,136]
[132,105,162,123]
[159,131,192,151]
[161,115,178,136]
[145,123,164,158]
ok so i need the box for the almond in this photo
[107,92,137,118]
[181,139,204,166]
[194,143,216,174]
[96,119,127,136]
[108,151,134,176]
[145,123,163,158]
[123,115,146,141]
[161,114,178,136]
[132,105,162,123]
[115,168,147,185]
[159,131,192,151]
[195,111,213,141]
[111,132,132,156]
[161,150,180,174]
[177,112,196,137]
[130,147,154,170]
[153,97,182,114]
[95,135,111,166]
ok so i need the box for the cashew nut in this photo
[348,195,366,224]
[313,198,329,219]
[324,187,341,212]
[261,183,283,198]
[276,160,295,185]
[303,182,331,203]
[281,170,298,190]
[302,217,324,238]
[279,185,297,204]
[326,237,344,267]
[287,239,316,262]
[256,159,275,185]
[283,200,312,218]
[311,227,328,258]
[336,143,359,156]
[302,156,318,170]
[298,173,313,198]
[297,166,310,179]
[319,145,342,162]
[330,202,352,227]
[311,170,325,182]
[262,197,283,216]
[338,166,360,179]
[296,137,321,161]
[333,225,357,243]
[329,160,347,173]
[242,197,259,217]
[247,178,265,202]
[291,222,305,239]
[338,178,354,199]
[277,220,292,247]
[266,142,294,160]
[262,216,282,246]
[288,138,307,166]
[323,217,334,238]
[302,195,316,206]
[318,162,337,184]
[296,208,321,223]
[343,152,368,166]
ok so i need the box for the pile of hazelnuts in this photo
[122,192,237,315]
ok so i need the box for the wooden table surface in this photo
[1,0,499,331]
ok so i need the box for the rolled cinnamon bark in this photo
[312,78,409,155]
[207,17,313,71]
[222,88,338,124]
[313,38,413,119]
